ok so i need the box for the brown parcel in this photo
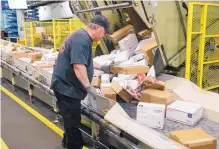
[169,128,216,149]
[140,39,158,64]
[27,52,43,61]
[91,77,101,88]
[38,64,54,68]
[11,50,27,58]
[140,89,174,106]
[101,88,117,101]
[110,65,149,74]
[111,83,132,103]
[109,25,134,43]
[143,77,165,91]
[138,29,152,39]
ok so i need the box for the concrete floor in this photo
[1,82,64,149]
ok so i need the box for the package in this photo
[37,64,54,68]
[140,39,158,64]
[111,82,132,103]
[124,80,139,90]
[118,74,136,80]
[147,65,156,78]
[109,25,134,43]
[137,73,147,84]
[114,50,131,64]
[27,52,43,62]
[93,55,113,66]
[109,50,121,61]
[166,100,203,126]
[118,34,138,51]
[131,53,144,61]
[134,59,148,66]
[143,77,165,90]
[110,65,149,74]
[140,89,174,106]
[101,74,110,84]
[11,50,27,58]
[100,83,111,89]
[18,57,32,63]
[119,57,136,66]
[91,77,101,88]
[169,128,216,149]
[124,85,141,100]
[138,29,152,40]
[101,87,117,101]
[137,102,165,129]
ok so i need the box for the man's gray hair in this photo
[87,23,99,29]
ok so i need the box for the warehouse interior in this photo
[1,1,219,149]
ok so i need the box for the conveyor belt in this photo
[119,102,219,149]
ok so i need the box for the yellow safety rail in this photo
[53,18,85,50]
[24,18,100,55]
[24,21,53,47]
[185,2,219,90]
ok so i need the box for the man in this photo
[51,15,111,149]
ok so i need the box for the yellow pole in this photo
[53,19,56,50]
[197,4,207,88]
[185,3,194,80]
[30,22,34,47]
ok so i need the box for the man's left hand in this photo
[101,65,111,74]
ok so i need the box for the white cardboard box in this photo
[119,34,138,51]
[166,100,203,126]
[137,102,165,129]
[114,50,131,64]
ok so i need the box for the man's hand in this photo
[86,86,98,99]
[101,65,111,74]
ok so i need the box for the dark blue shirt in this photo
[51,29,93,100]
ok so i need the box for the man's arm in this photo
[73,64,98,97]
[93,61,101,70]
[73,64,90,88]
[93,61,111,73]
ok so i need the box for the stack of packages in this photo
[92,25,217,149]
[0,40,58,74]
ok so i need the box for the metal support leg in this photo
[28,84,34,103]
[12,73,16,91]
[91,121,100,149]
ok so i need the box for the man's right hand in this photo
[85,86,98,99]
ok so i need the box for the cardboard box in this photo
[114,50,131,64]
[118,34,138,51]
[109,25,134,43]
[111,82,132,102]
[101,87,117,101]
[110,65,149,74]
[143,77,165,91]
[91,77,101,88]
[131,53,144,61]
[169,128,216,149]
[140,89,174,106]
[140,39,158,64]
[27,52,43,62]
[100,83,111,89]
[166,100,203,126]
[138,29,152,39]
[37,64,54,68]
[137,102,165,129]
[11,50,27,58]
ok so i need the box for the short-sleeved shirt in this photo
[51,29,93,100]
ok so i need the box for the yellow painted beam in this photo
[1,138,9,149]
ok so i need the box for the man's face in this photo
[93,25,106,41]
